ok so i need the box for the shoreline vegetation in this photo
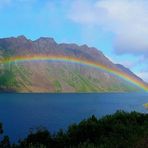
[1,110,148,148]
[143,103,148,109]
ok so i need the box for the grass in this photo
[53,80,62,92]
[143,103,148,109]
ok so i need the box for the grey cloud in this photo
[69,0,148,56]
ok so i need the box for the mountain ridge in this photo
[0,36,147,92]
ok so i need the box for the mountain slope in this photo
[0,36,147,92]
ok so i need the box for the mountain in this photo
[115,64,143,82]
[0,36,147,92]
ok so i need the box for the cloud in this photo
[137,71,148,83]
[119,61,138,69]
[69,0,148,56]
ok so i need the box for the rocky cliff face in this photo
[0,36,147,92]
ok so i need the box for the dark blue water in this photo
[0,93,148,142]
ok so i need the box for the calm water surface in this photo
[0,93,148,142]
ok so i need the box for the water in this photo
[0,93,148,142]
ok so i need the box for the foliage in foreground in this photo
[1,110,148,148]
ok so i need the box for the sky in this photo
[0,0,148,82]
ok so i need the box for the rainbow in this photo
[0,54,147,91]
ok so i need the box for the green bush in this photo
[1,110,148,148]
